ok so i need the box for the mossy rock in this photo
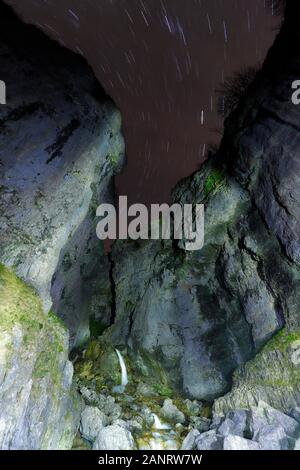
[0,264,78,449]
[0,263,45,334]
[0,264,67,384]
[153,384,173,398]
[96,349,121,384]
[74,340,123,388]
[203,168,225,197]
[263,329,300,354]
[74,360,96,381]
[214,327,300,415]
[129,349,171,386]
[84,340,102,360]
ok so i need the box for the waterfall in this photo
[152,413,171,430]
[113,348,128,393]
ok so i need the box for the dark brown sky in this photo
[6,0,279,205]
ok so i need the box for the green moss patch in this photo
[263,329,300,353]
[203,168,225,197]
[231,328,300,390]
[0,263,44,334]
[153,384,173,398]
[0,263,67,387]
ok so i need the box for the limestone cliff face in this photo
[0,5,125,347]
[0,264,80,449]
[107,1,300,406]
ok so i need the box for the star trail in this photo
[6,0,280,205]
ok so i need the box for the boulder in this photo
[256,424,295,450]
[79,388,122,424]
[181,429,200,450]
[92,425,135,451]
[223,435,260,451]
[136,383,156,397]
[184,399,203,416]
[249,401,300,439]
[218,410,250,438]
[190,417,211,433]
[80,407,106,442]
[139,407,155,428]
[161,399,185,424]
[196,430,224,451]
[125,420,144,435]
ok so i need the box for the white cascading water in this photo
[138,414,177,450]
[112,351,178,449]
[113,348,128,393]
[152,413,171,430]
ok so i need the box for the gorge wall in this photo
[0,3,124,448]
[0,3,125,347]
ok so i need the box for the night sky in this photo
[6,0,280,205]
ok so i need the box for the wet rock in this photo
[195,430,224,451]
[161,399,185,424]
[92,425,135,450]
[80,406,106,442]
[181,429,200,450]
[139,407,155,428]
[223,435,260,451]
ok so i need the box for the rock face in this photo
[106,1,300,404]
[214,331,300,415]
[0,4,125,347]
[0,5,125,450]
[0,264,80,450]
